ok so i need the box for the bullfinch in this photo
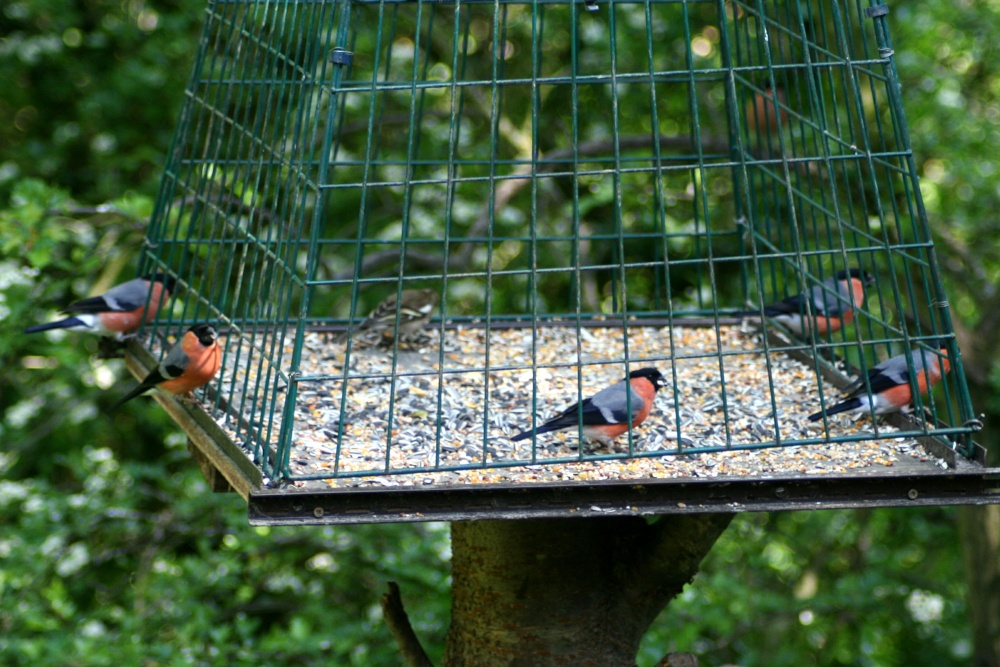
[734,269,874,336]
[25,273,177,340]
[747,86,789,135]
[510,367,667,447]
[338,288,439,347]
[808,338,952,422]
[109,323,222,411]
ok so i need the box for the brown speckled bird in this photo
[338,288,440,347]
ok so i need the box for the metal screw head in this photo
[313,506,325,518]
[907,489,919,500]
[329,48,354,66]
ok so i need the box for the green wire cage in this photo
[130,0,992,523]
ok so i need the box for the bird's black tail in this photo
[808,397,862,422]
[107,385,149,413]
[728,310,763,319]
[729,307,786,319]
[510,423,561,442]
[24,316,85,334]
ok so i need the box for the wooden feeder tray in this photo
[124,322,996,525]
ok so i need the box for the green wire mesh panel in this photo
[137,0,980,492]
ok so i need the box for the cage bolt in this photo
[963,417,985,431]
[774,486,786,498]
[329,48,354,66]
[313,506,325,518]
[907,489,919,500]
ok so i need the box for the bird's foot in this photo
[175,393,199,406]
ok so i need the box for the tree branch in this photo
[456,134,731,267]
[381,581,435,667]
[615,513,735,635]
[330,249,444,282]
[932,224,990,296]
[656,653,700,667]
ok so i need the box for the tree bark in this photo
[960,504,1000,667]
[916,222,1000,665]
[381,581,435,667]
[959,373,1000,666]
[443,514,733,667]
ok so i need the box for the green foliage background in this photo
[1,0,997,664]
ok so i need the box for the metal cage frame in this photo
[128,0,988,521]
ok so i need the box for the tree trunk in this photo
[960,379,1000,667]
[960,504,1000,667]
[942,307,1000,666]
[443,514,733,667]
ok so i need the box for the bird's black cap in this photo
[188,323,218,346]
[835,268,875,286]
[628,367,666,391]
[143,272,179,294]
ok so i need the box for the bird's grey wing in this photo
[156,341,191,380]
[588,380,640,423]
[806,278,849,316]
[65,278,151,314]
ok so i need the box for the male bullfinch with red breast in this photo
[808,338,952,422]
[734,268,874,336]
[25,273,177,340]
[109,323,221,411]
[746,86,789,136]
[510,367,666,447]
